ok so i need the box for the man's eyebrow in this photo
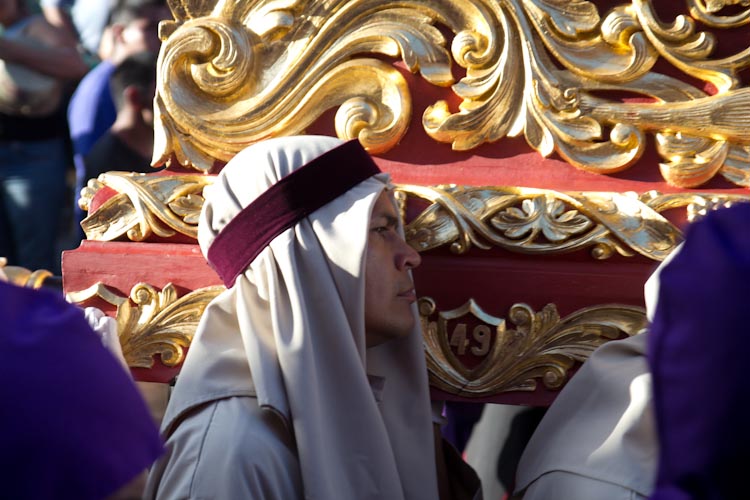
[372,213,399,227]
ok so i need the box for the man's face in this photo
[364,190,422,347]
[120,6,170,56]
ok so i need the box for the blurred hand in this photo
[83,306,129,372]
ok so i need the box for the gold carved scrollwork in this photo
[79,172,213,241]
[80,175,750,256]
[157,1,750,187]
[154,0,456,170]
[0,258,52,288]
[403,185,750,260]
[67,282,225,368]
[419,297,647,396]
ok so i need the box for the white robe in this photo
[512,247,680,500]
[513,333,657,500]
[145,136,440,500]
[146,396,302,499]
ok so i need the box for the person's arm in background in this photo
[0,11,88,80]
[39,0,80,47]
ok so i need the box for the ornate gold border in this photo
[67,282,225,368]
[81,173,750,261]
[419,297,647,396]
[66,283,641,396]
[403,186,750,259]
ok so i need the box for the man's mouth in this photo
[398,288,417,302]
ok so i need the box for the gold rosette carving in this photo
[79,172,214,241]
[419,297,647,396]
[403,185,750,260]
[79,174,750,255]
[157,1,750,187]
[67,282,225,368]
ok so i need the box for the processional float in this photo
[57,0,750,405]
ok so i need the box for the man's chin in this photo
[365,323,415,348]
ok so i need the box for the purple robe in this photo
[648,203,750,500]
[0,281,163,499]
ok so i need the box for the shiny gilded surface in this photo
[403,185,750,260]
[67,281,643,391]
[79,172,213,241]
[81,175,750,256]
[156,1,750,187]
[419,297,647,396]
[0,258,52,288]
[67,282,224,368]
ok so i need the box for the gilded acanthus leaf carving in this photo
[492,197,594,243]
[402,185,750,260]
[155,1,750,187]
[419,297,647,396]
[79,172,213,241]
[155,0,456,170]
[117,283,224,368]
[80,175,750,256]
[67,282,225,369]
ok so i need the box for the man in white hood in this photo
[145,135,478,499]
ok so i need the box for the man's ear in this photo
[109,23,126,45]
[123,85,144,108]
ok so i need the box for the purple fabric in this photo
[68,60,117,159]
[648,203,750,500]
[207,139,381,287]
[0,282,164,499]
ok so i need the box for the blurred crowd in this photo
[0,0,169,274]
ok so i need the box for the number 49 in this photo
[449,323,491,356]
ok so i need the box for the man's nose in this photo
[397,238,422,270]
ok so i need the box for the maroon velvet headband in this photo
[207,139,382,287]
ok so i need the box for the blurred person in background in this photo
[39,0,115,65]
[84,50,161,180]
[67,0,168,232]
[0,0,88,273]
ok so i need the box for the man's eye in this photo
[372,226,389,234]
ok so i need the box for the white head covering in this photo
[643,243,682,322]
[161,136,439,500]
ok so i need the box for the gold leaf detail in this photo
[117,283,224,368]
[153,1,750,186]
[81,173,214,241]
[168,193,205,225]
[68,282,225,369]
[420,297,647,396]
[154,1,464,170]
[400,184,697,261]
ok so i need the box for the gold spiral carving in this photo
[419,297,647,396]
[155,1,750,187]
[155,0,456,170]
